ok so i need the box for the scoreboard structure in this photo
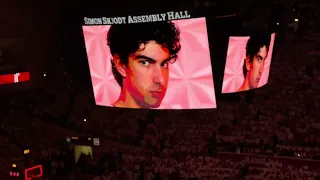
[66,136,100,146]
[0,72,30,84]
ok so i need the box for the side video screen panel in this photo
[83,17,216,109]
[222,33,275,93]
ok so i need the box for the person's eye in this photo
[140,60,150,66]
[256,57,262,62]
[161,62,168,68]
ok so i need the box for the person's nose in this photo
[152,66,165,86]
[259,61,265,74]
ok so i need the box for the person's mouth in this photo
[150,91,164,98]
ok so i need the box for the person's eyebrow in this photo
[257,55,263,59]
[135,55,172,63]
[135,55,156,63]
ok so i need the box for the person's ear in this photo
[245,56,251,72]
[113,55,127,78]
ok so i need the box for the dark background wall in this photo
[0,0,63,91]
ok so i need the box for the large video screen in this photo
[83,17,216,109]
[221,33,275,93]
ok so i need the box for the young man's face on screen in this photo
[246,45,268,89]
[123,41,171,108]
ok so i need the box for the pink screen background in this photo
[82,18,216,109]
[221,33,275,93]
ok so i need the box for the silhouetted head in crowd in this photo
[107,21,181,109]
[238,31,271,92]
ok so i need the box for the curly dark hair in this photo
[243,31,271,78]
[107,21,181,87]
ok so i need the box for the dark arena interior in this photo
[0,0,320,179]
